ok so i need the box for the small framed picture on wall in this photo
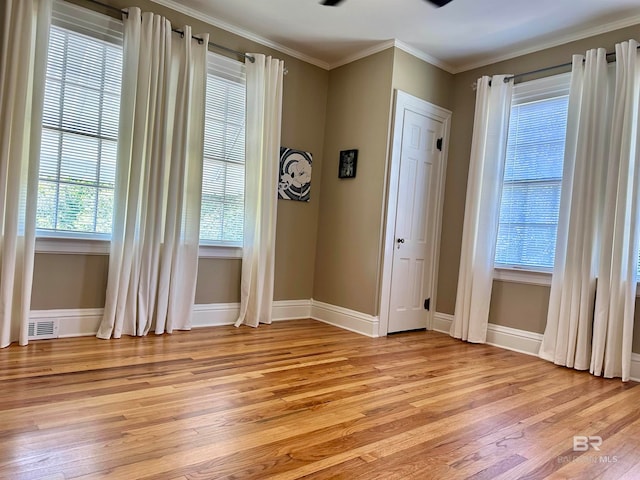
[338,149,358,179]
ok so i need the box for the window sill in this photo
[35,237,242,259]
[198,245,242,259]
[494,267,640,297]
[36,237,110,255]
[494,267,552,287]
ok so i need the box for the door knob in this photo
[397,238,405,244]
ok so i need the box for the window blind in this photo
[495,91,569,269]
[37,1,123,237]
[200,53,246,245]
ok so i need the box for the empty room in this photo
[2,0,640,478]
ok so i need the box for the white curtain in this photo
[540,41,640,381]
[235,54,284,328]
[97,8,207,339]
[539,50,610,370]
[0,0,51,348]
[591,40,640,381]
[450,75,512,343]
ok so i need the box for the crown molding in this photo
[148,0,331,70]
[148,0,454,73]
[392,39,456,74]
[328,40,396,70]
[150,0,640,76]
[456,13,640,73]
[328,39,456,73]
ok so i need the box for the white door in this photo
[387,108,444,333]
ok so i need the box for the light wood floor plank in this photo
[1,319,639,479]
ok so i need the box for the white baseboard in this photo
[272,299,312,321]
[193,300,312,327]
[29,299,382,341]
[30,300,313,339]
[432,312,453,334]
[432,312,543,356]
[310,300,379,338]
[191,303,239,327]
[434,311,640,382]
[486,323,544,357]
[31,308,104,338]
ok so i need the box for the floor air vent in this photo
[28,319,59,340]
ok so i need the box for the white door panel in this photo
[387,109,442,333]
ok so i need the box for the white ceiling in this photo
[151,0,640,73]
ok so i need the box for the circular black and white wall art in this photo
[278,147,312,202]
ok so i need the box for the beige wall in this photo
[391,48,454,111]
[635,298,640,353]
[312,47,455,316]
[33,255,243,308]
[275,57,328,301]
[438,23,640,351]
[31,254,108,309]
[194,258,241,305]
[313,48,395,315]
[33,0,328,309]
[488,281,549,335]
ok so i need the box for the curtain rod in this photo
[79,0,255,63]
[504,47,638,84]
[475,47,632,89]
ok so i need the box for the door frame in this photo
[378,90,451,337]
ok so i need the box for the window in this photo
[37,1,123,238]
[200,53,246,246]
[37,4,247,249]
[495,73,571,270]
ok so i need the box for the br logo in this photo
[573,435,603,452]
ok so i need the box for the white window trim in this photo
[39,1,124,242]
[52,0,123,46]
[494,266,552,287]
[35,236,242,258]
[37,13,244,257]
[36,236,110,255]
[198,245,242,259]
[512,71,571,104]
[495,267,640,298]
[200,52,247,247]
[494,72,571,275]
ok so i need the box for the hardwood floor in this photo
[1,319,639,479]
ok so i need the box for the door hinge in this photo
[436,138,443,151]
[424,298,431,311]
